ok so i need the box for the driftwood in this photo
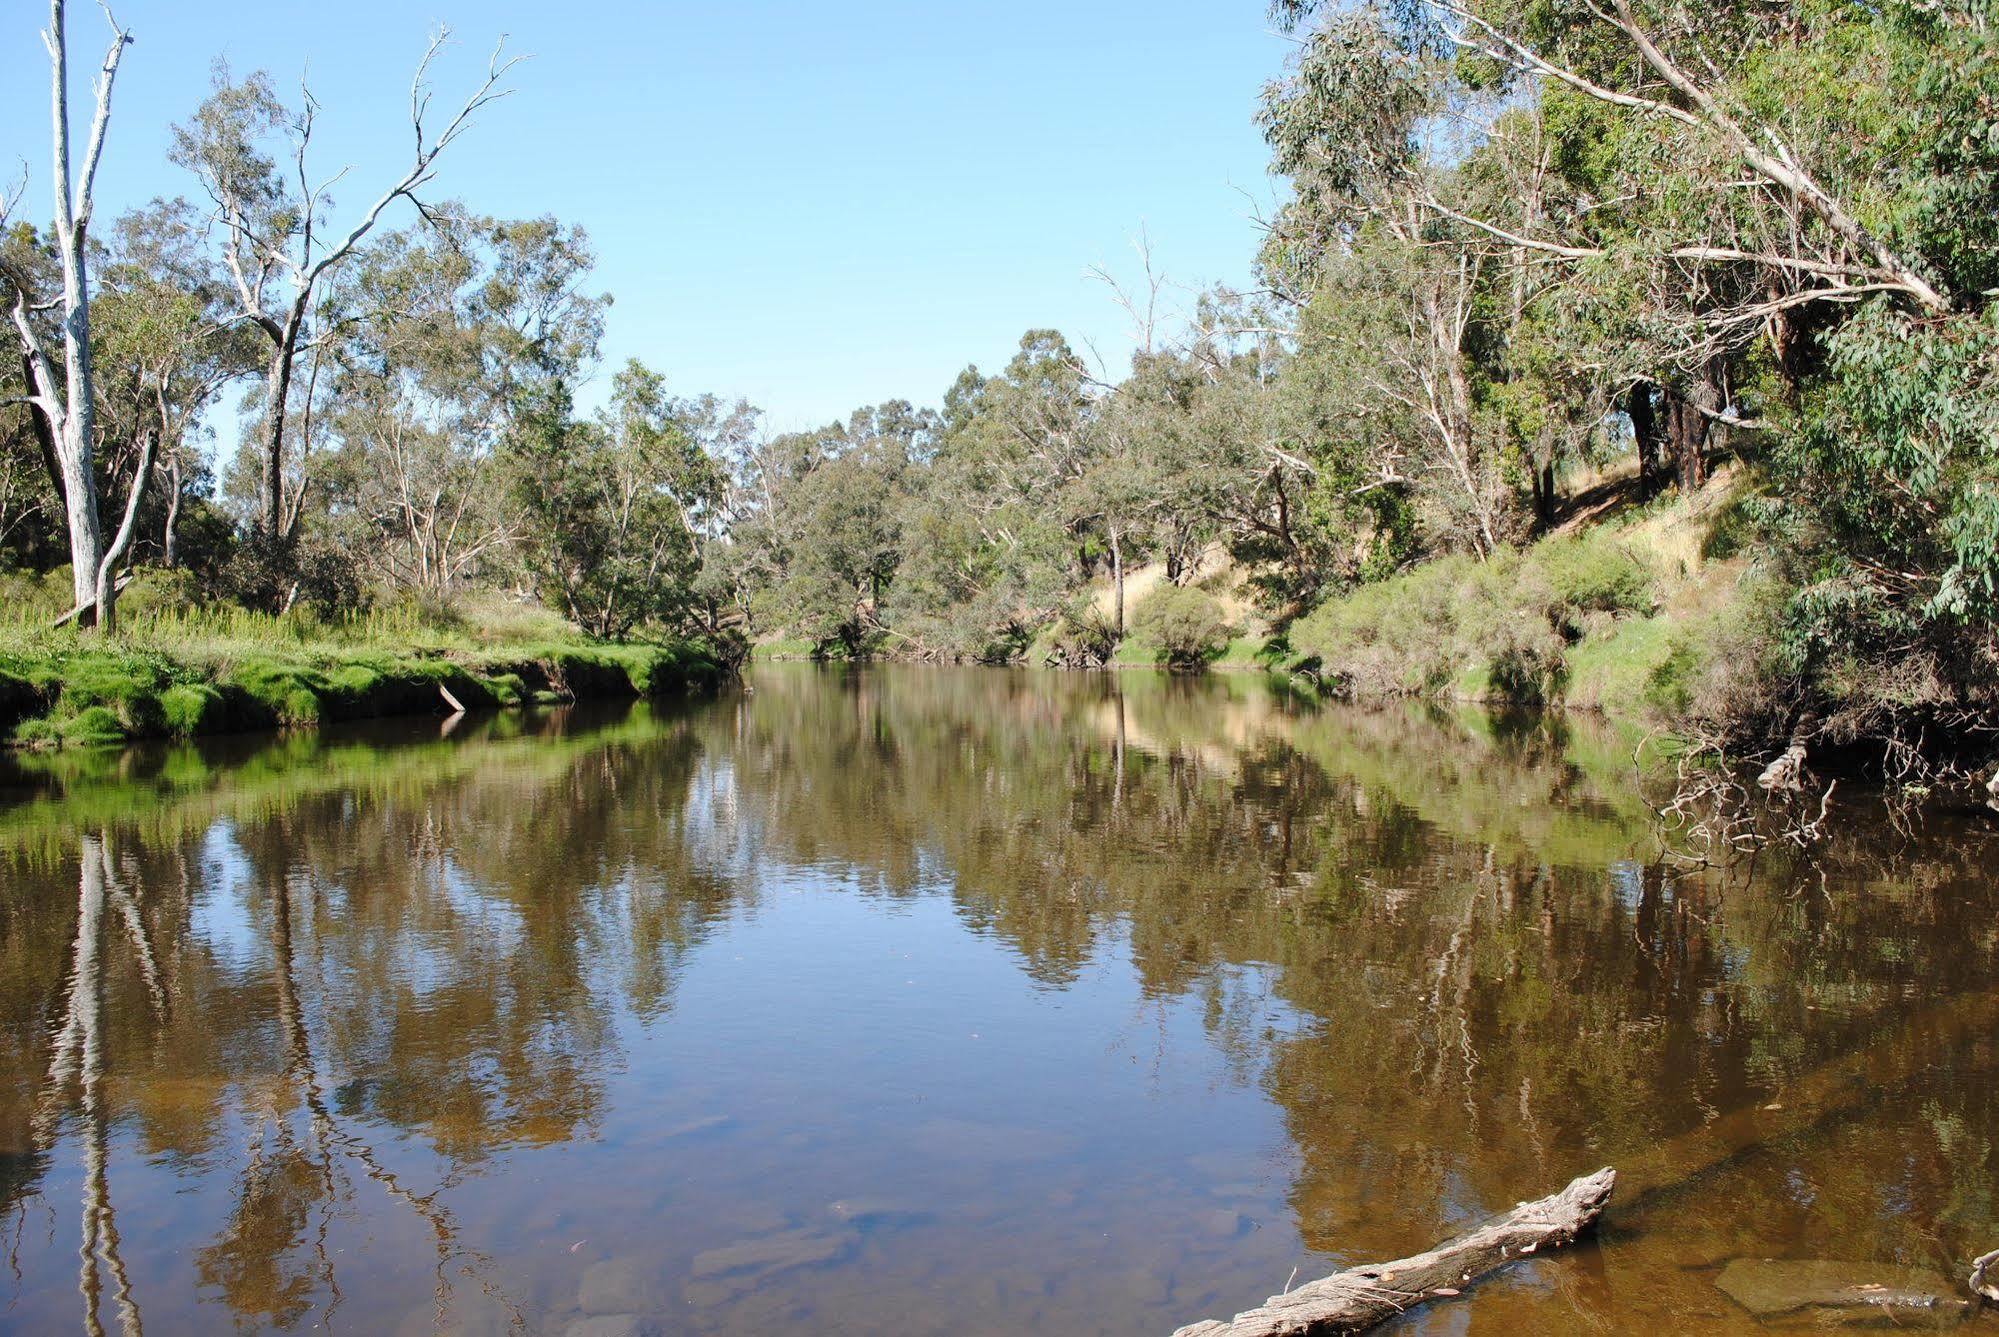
[1972,1248,1999,1306]
[1757,714,1821,791]
[1171,1168,1615,1337]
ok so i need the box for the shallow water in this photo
[2,664,1996,1335]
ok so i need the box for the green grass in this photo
[1284,522,1721,719]
[0,572,728,749]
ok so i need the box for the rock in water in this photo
[1715,1258,1970,1325]
[577,1259,660,1316]
[565,1318,656,1337]
[689,1226,857,1280]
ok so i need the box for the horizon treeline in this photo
[4,1,1997,752]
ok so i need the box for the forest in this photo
[4,0,1998,772]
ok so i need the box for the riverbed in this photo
[2,664,1994,1334]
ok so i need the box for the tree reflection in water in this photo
[0,669,1994,1335]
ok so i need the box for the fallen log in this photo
[51,571,135,630]
[1171,1167,1615,1337]
[1972,1248,1999,1306]
[1757,716,1818,792]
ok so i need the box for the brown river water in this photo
[1,663,1996,1335]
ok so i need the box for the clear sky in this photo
[3,1,1291,431]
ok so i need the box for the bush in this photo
[1129,585,1234,669]
[1046,611,1118,667]
[217,532,365,616]
[1538,535,1654,618]
[1290,536,1657,706]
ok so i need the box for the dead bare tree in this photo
[0,1,133,626]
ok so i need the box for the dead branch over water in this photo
[1170,1168,1615,1337]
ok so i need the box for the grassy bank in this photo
[0,575,730,748]
[1282,466,1772,735]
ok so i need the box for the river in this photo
[1,664,1995,1334]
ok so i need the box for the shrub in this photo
[1538,535,1654,617]
[1046,611,1118,667]
[1288,538,1653,705]
[1130,586,1234,669]
[217,532,365,616]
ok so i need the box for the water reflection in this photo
[1,666,1996,1334]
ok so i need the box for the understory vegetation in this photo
[4,2,1996,772]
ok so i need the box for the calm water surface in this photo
[2,664,1997,1335]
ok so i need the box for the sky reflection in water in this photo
[2,664,1996,1335]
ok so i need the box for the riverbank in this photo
[0,583,732,748]
[755,465,1947,772]
[1284,469,1758,717]
[757,469,1760,717]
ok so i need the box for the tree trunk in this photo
[260,335,298,538]
[54,231,105,615]
[1530,425,1558,531]
[1661,386,1707,493]
[161,452,181,568]
[1625,382,1661,493]
[1110,529,1125,639]
[92,428,156,635]
[1172,1169,1616,1337]
[46,0,114,619]
[1663,360,1724,493]
[21,352,67,517]
[56,403,104,614]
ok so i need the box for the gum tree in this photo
[0,1,132,626]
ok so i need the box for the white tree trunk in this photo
[38,0,129,621]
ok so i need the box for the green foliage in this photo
[159,682,228,735]
[508,365,718,640]
[1747,301,1999,737]
[2,0,1993,768]
[1045,611,1119,668]
[1538,535,1654,618]
[0,592,723,748]
[1290,530,1657,707]
[1129,585,1235,669]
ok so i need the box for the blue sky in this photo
[3,2,1291,431]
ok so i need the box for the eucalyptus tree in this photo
[885,368,1067,660]
[168,33,519,544]
[0,227,62,567]
[1268,0,1950,315]
[509,361,723,640]
[1259,12,1513,556]
[93,201,260,569]
[727,403,930,653]
[1262,0,1999,747]
[1266,0,1982,471]
[0,0,132,625]
[890,334,1103,656]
